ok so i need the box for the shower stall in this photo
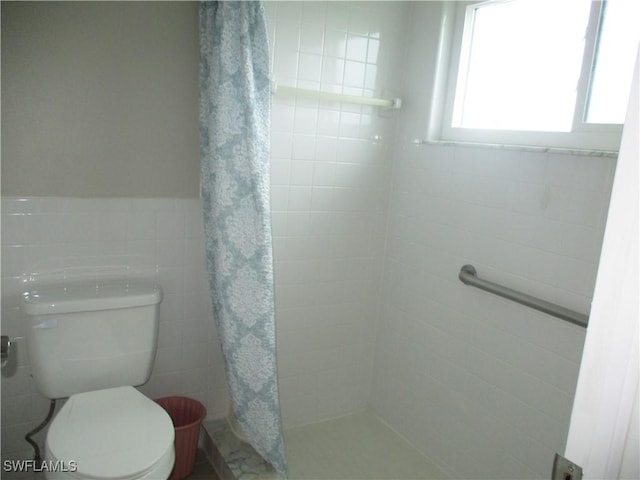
[258,1,617,479]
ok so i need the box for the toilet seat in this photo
[46,386,175,479]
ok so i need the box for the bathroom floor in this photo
[188,449,221,479]
[284,411,449,479]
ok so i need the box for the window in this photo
[436,0,639,151]
[585,0,639,124]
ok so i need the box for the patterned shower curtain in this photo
[199,2,287,476]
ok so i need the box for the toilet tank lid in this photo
[21,279,163,316]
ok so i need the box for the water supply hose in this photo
[25,399,56,466]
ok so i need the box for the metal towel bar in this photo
[271,81,402,109]
[458,264,589,328]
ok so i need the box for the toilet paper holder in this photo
[1,335,11,368]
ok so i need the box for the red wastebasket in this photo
[155,396,207,480]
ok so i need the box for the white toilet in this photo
[22,279,175,479]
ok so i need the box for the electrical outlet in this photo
[552,453,583,480]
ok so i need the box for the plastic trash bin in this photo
[155,396,207,480]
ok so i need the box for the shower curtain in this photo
[199,2,287,476]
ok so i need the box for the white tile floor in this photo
[284,411,450,479]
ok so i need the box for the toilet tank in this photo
[21,280,163,399]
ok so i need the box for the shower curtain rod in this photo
[458,264,589,328]
[271,81,402,109]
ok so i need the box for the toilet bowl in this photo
[44,387,175,480]
[21,280,174,480]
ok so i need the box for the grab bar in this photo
[458,265,589,328]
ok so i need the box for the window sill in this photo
[418,139,618,158]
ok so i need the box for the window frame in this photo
[434,0,624,152]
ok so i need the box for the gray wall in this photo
[1,1,200,197]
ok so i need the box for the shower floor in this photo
[285,411,449,479]
[203,410,449,480]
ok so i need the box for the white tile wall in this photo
[370,143,617,478]
[266,2,406,427]
[265,1,409,428]
[0,197,227,464]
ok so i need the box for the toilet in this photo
[21,280,175,479]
